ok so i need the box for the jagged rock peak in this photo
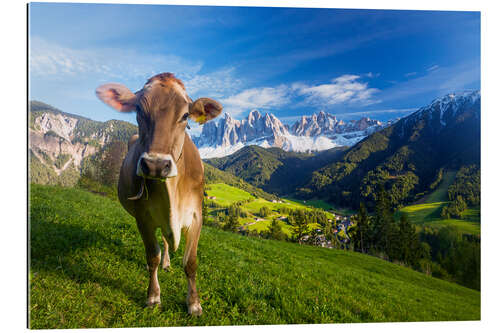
[195,110,289,148]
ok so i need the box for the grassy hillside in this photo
[423,171,457,203]
[397,203,480,235]
[205,183,255,206]
[284,197,356,216]
[205,183,336,235]
[29,184,480,328]
[396,171,480,235]
[205,145,346,195]
[203,162,278,201]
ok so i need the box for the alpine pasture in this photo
[29,184,480,328]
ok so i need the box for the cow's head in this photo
[96,72,222,179]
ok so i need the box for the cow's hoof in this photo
[187,302,202,316]
[162,264,171,272]
[146,296,161,307]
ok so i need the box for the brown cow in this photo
[96,73,222,316]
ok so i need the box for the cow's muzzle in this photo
[137,152,178,179]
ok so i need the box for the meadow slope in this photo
[396,171,480,235]
[29,185,480,328]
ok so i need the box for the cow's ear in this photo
[189,98,223,124]
[96,83,138,112]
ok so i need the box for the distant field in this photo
[283,197,332,210]
[396,202,480,235]
[245,218,293,236]
[284,197,355,216]
[30,184,480,328]
[423,171,457,203]
[205,185,332,234]
[397,171,480,235]
[205,183,255,206]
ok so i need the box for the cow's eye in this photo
[182,113,189,121]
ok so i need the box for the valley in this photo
[205,183,338,237]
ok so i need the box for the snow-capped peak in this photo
[193,109,386,158]
[401,90,481,135]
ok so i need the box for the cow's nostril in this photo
[160,160,172,178]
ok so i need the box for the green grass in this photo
[205,183,255,206]
[282,197,332,210]
[284,197,355,216]
[29,184,480,328]
[397,202,480,235]
[424,171,457,203]
[396,171,480,235]
[205,184,333,236]
[244,218,293,237]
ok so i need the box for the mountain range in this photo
[299,90,481,208]
[28,101,277,198]
[193,110,388,158]
[29,90,480,210]
[204,90,480,208]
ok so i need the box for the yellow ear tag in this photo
[196,114,206,124]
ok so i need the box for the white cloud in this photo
[221,85,290,117]
[365,72,381,78]
[405,72,417,77]
[218,74,381,117]
[29,37,244,107]
[183,67,243,98]
[426,65,440,72]
[29,39,385,120]
[30,37,203,82]
[293,74,380,106]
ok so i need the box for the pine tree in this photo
[223,213,239,232]
[259,206,271,218]
[372,184,396,256]
[202,201,209,225]
[291,210,309,243]
[351,202,370,253]
[267,218,286,241]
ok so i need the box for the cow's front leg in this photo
[137,219,161,307]
[161,234,171,271]
[183,215,202,316]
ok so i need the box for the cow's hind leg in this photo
[136,219,161,307]
[161,233,171,271]
[183,213,202,316]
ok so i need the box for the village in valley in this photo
[203,183,355,248]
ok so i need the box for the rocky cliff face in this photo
[29,101,137,180]
[29,112,98,175]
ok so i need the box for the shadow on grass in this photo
[30,213,150,307]
[425,203,445,220]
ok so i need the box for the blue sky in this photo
[29,3,480,135]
